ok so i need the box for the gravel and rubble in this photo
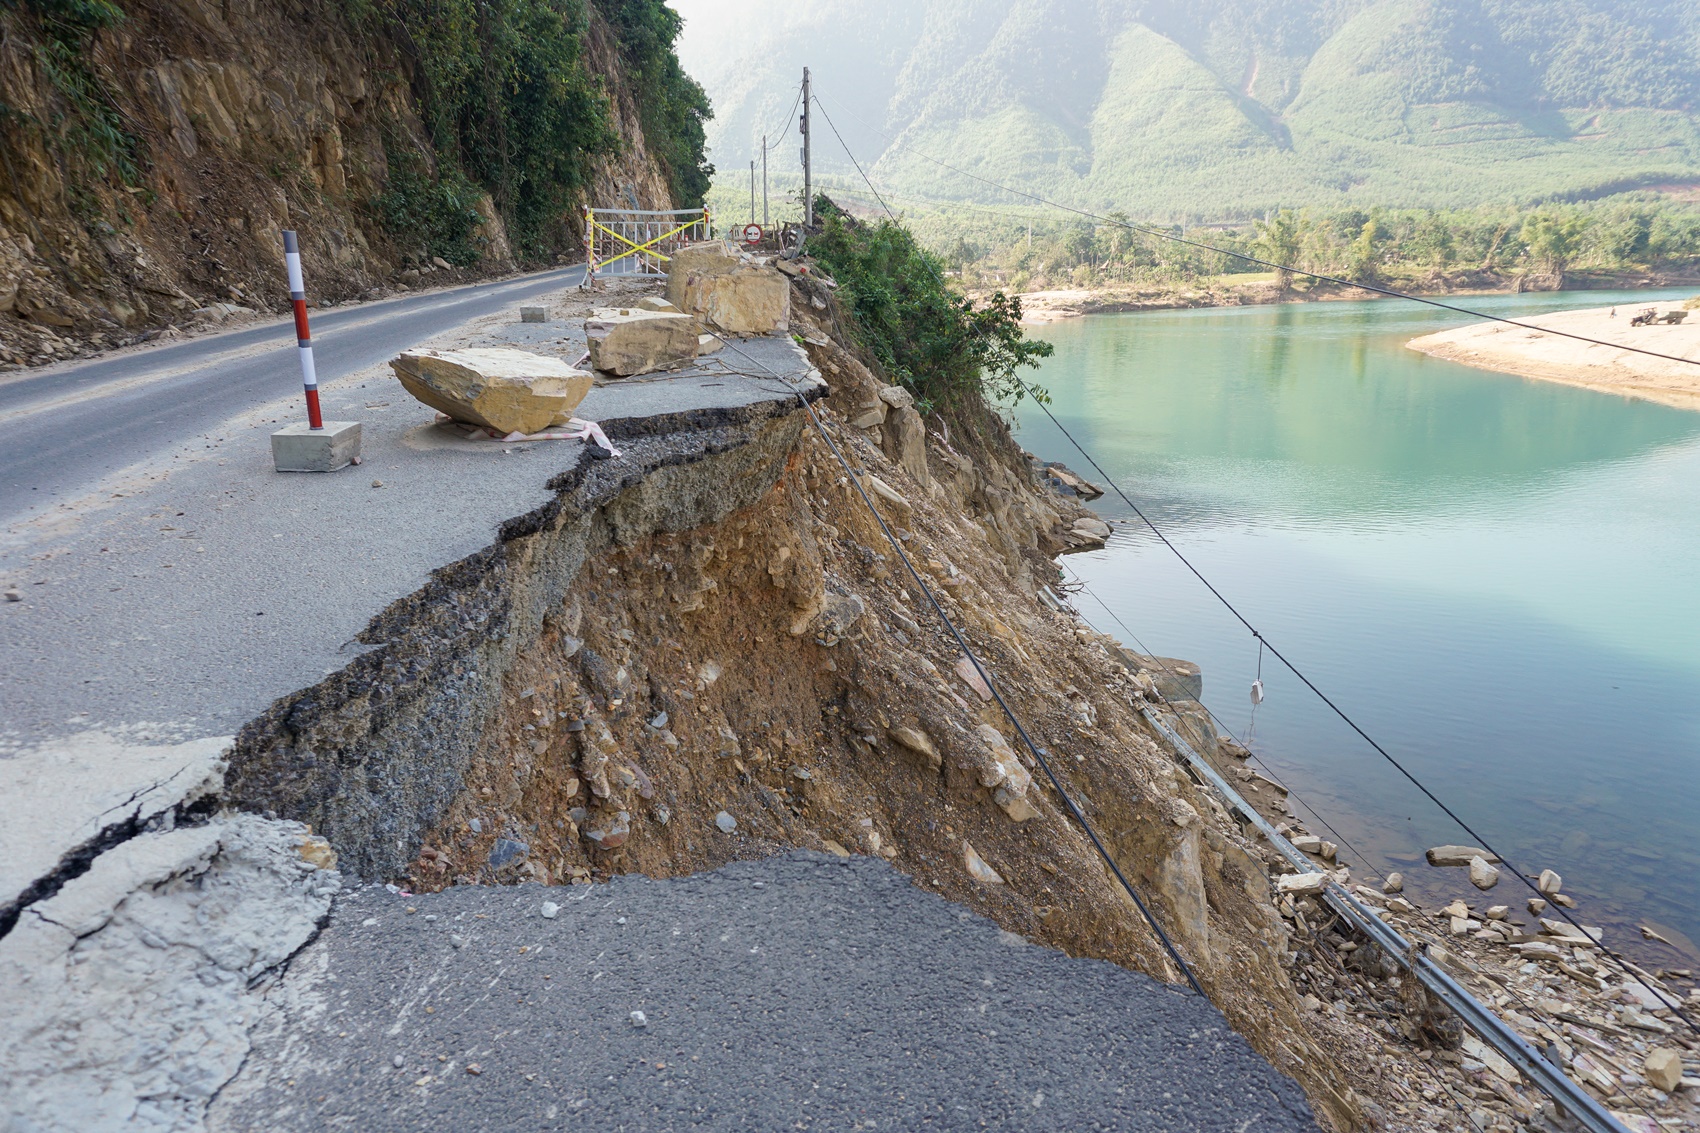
[1179,724,1700,1133]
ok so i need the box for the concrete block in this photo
[519,306,548,323]
[271,421,361,472]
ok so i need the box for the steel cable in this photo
[813,90,1700,372]
[811,82,1697,1037]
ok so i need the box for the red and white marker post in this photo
[282,230,323,429]
[269,230,360,471]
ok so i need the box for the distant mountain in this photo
[682,0,1700,217]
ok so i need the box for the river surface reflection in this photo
[1014,288,1700,958]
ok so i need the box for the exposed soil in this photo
[0,0,670,369]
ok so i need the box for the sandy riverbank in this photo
[1000,272,1700,327]
[1408,301,1700,411]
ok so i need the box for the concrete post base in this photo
[272,421,361,472]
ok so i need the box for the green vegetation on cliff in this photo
[807,195,1051,414]
[3,0,139,199]
[596,0,713,210]
[2,0,710,265]
[351,0,711,258]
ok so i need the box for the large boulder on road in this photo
[390,348,593,435]
[665,240,790,335]
[584,307,699,376]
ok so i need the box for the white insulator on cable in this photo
[1250,679,1264,706]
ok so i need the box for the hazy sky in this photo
[667,0,800,88]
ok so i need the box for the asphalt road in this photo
[209,853,1318,1133]
[0,272,815,744]
[0,266,584,520]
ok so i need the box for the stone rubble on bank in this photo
[1189,732,1700,1133]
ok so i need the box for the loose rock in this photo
[715,811,737,834]
[1537,869,1562,895]
[664,242,790,334]
[584,811,631,850]
[887,726,941,770]
[1276,873,1329,896]
[390,348,593,435]
[962,841,1004,885]
[1468,855,1500,890]
[584,307,699,376]
[1644,1049,1683,1092]
[1426,845,1500,867]
[488,838,529,869]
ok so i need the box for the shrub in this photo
[806,195,1052,415]
[372,148,488,266]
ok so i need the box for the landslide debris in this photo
[383,278,1365,1128]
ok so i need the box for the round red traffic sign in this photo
[741,223,764,245]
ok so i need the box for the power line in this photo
[760,82,804,154]
[811,99,893,220]
[700,328,1208,998]
[1026,388,1698,1038]
[810,85,1698,1039]
[813,91,1700,372]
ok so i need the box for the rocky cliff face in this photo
[0,0,671,366]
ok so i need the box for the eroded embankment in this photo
[218,287,1373,1129]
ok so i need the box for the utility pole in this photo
[750,159,756,226]
[762,135,769,229]
[801,68,813,228]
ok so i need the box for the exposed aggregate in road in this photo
[210,853,1318,1132]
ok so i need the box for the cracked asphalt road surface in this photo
[210,853,1317,1132]
[0,266,584,517]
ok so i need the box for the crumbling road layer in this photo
[210,854,1319,1133]
[221,274,1373,1127]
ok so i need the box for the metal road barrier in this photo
[583,206,710,283]
[1138,707,1633,1133]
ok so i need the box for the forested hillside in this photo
[692,0,1700,218]
[0,0,709,361]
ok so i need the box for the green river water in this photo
[1013,288,1700,959]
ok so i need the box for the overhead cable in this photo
[701,328,1208,997]
[760,82,805,154]
[812,83,1697,1038]
[813,91,1700,372]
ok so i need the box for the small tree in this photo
[1519,210,1587,276]
[1252,209,1304,291]
[807,195,1053,414]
